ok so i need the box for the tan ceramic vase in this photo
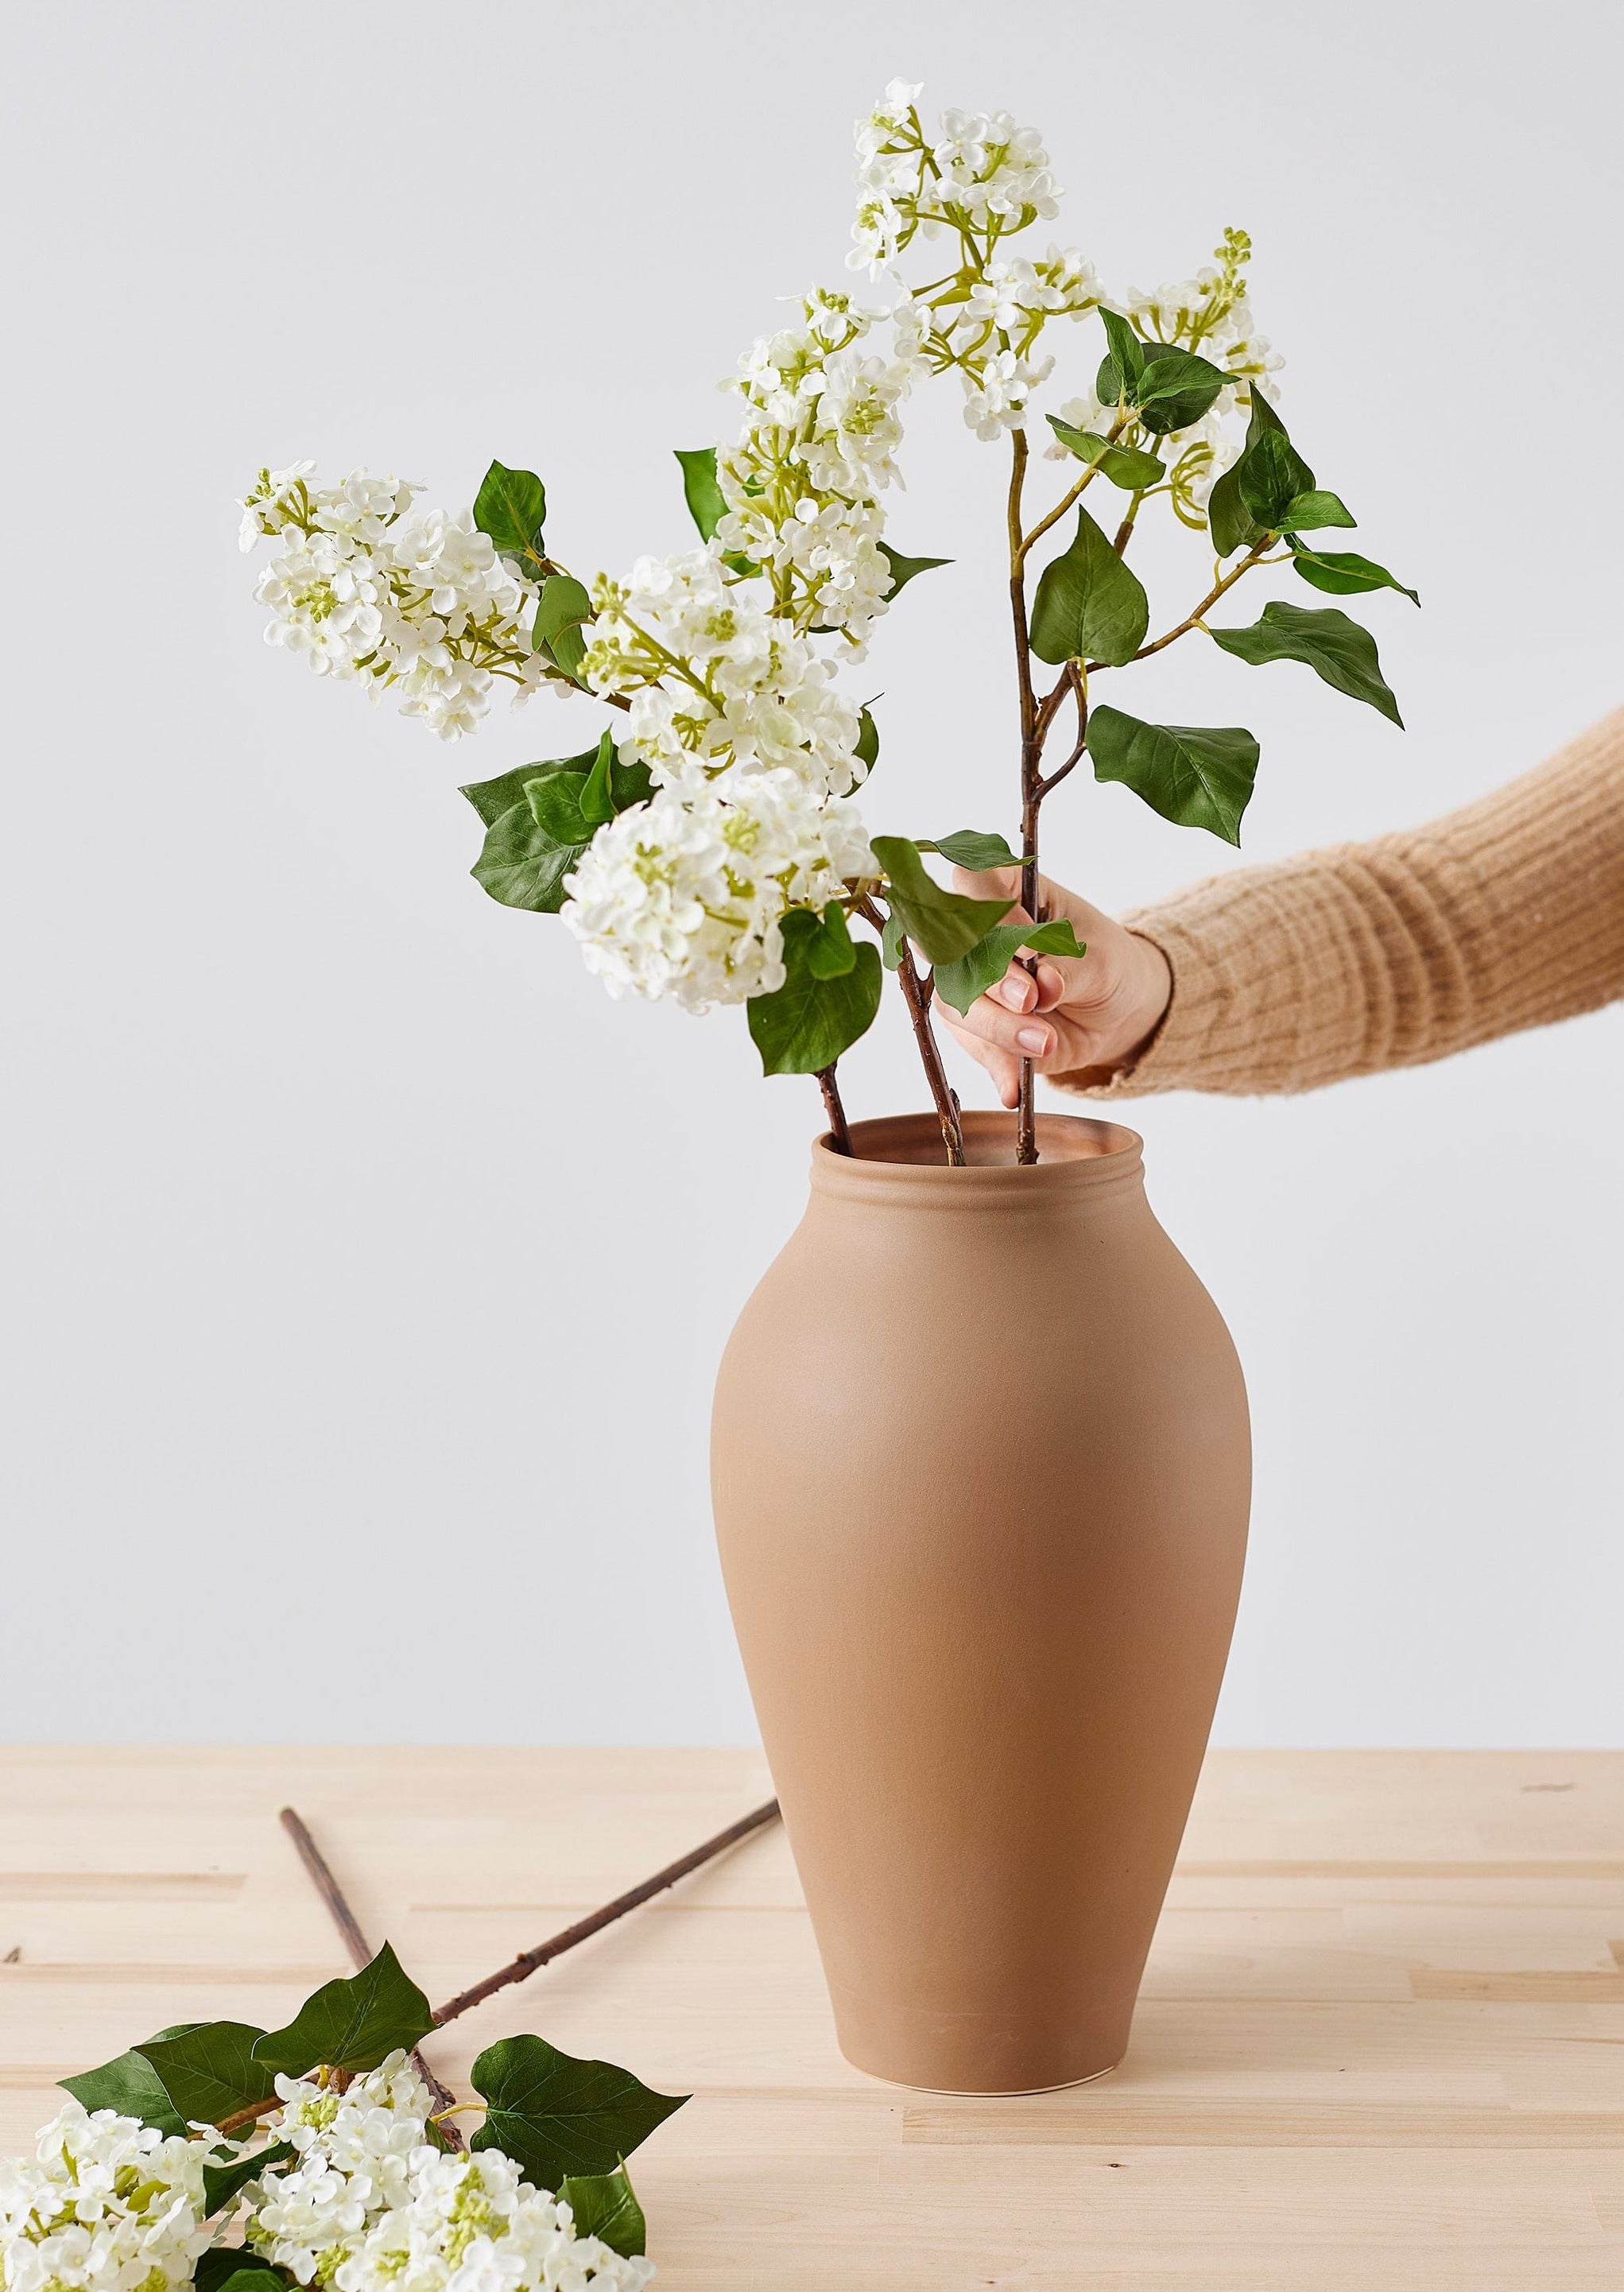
[711,1110,1250,2093]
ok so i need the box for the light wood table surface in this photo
[2,1749,1622,2287]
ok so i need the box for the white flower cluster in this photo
[241,466,553,739]
[247,2055,648,2292]
[711,287,921,654]
[581,548,867,801]
[562,772,874,1013]
[0,2101,211,2292]
[847,81,1103,440]
[1045,227,1285,525]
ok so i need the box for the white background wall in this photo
[2,0,1618,1747]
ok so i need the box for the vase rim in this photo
[810,1110,1145,1207]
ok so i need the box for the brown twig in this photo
[278,1806,465,2150]
[1010,430,1043,1167]
[855,896,964,1165]
[429,1798,782,2026]
[816,1065,852,1154]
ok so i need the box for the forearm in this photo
[1057,708,1624,1099]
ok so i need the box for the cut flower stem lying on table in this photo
[2,1794,781,2285]
[242,83,1416,1166]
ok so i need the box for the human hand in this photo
[933,868,1172,1107]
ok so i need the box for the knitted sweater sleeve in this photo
[1056,708,1624,1099]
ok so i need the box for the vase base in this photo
[843,2054,1122,2097]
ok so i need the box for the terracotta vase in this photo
[711,1110,1250,2093]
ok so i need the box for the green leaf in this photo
[1207,460,1269,558]
[878,541,952,597]
[1281,490,1356,533]
[464,743,649,916]
[202,2141,295,2216]
[805,902,857,979]
[870,837,1014,965]
[196,2251,272,2292]
[880,911,904,971]
[673,446,727,541]
[470,2036,687,2190]
[251,1943,436,2080]
[855,706,880,773]
[473,461,548,580]
[533,575,592,685]
[1209,599,1405,726]
[1085,705,1261,845]
[1235,394,1316,530]
[209,2269,294,2292]
[577,731,618,828]
[1133,350,1230,435]
[1095,308,1148,405]
[1028,506,1149,667]
[560,2163,646,2259]
[748,913,881,1074]
[1289,540,1420,606]
[136,2023,276,2130]
[917,829,1021,871]
[472,801,582,914]
[932,917,1086,1016]
[1044,417,1165,492]
[460,764,552,829]
[62,2038,200,2136]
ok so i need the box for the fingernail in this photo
[1017,1026,1051,1055]
[991,978,1029,1010]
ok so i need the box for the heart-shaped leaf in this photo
[533,575,592,684]
[61,2030,203,2137]
[748,913,882,1075]
[1029,506,1149,667]
[1086,706,1261,845]
[137,2022,276,2130]
[473,462,548,581]
[932,917,1086,1016]
[251,1943,436,2081]
[804,902,857,979]
[870,838,1014,965]
[1133,349,1230,434]
[470,2036,686,2190]
[1044,418,1165,492]
[1234,394,1316,529]
[560,2163,646,2259]
[1281,490,1356,533]
[471,801,583,914]
[1095,308,1149,405]
[1210,600,1405,725]
[917,829,1021,871]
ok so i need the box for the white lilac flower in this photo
[561,773,874,1013]
[333,2148,650,2292]
[247,2054,436,2285]
[932,109,1060,231]
[243,469,551,740]
[581,548,867,798]
[843,89,1103,444]
[709,286,922,652]
[0,2101,212,2292]
[239,461,319,551]
[961,348,1056,440]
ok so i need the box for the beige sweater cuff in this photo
[1049,708,1624,1101]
